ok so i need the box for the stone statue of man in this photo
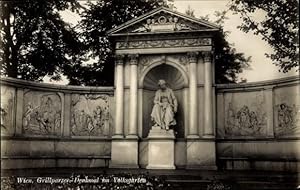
[151,79,178,130]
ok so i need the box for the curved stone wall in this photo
[216,76,300,171]
[1,78,115,169]
[1,76,299,171]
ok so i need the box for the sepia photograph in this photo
[0,0,299,189]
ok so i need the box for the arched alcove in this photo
[141,64,186,138]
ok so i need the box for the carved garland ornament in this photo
[116,38,211,50]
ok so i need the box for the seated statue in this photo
[151,80,178,130]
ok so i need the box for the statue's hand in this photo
[172,105,177,113]
[154,101,161,106]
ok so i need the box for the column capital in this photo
[187,52,199,63]
[202,51,212,62]
[128,54,139,65]
[115,54,125,65]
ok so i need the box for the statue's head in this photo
[158,79,167,90]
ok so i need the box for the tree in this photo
[0,0,82,81]
[229,0,299,72]
[70,0,170,86]
[185,8,251,83]
[214,29,251,83]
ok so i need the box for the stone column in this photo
[203,51,214,137]
[187,52,199,138]
[128,54,138,138]
[111,54,138,168]
[186,51,217,170]
[114,54,125,138]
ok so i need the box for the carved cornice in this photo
[128,54,139,65]
[116,38,211,50]
[187,52,199,63]
[202,51,212,62]
[115,54,125,65]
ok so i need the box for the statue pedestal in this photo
[146,127,176,169]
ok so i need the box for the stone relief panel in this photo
[139,55,162,71]
[168,54,189,66]
[116,38,211,50]
[71,94,110,137]
[274,85,300,137]
[167,54,190,73]
[23,91,62,136]
[1,86,15,135]
[224,92,267,137]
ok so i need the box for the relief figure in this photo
[1,88,14,134]
[23,94,61,135]
[225,103,266,136]
[278,103,294,128]
[71,95,109,136]
[275,103,300,136]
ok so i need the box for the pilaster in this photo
[127,54,139,138]
[114,54,125,138]
[187,52,199,139]
[203,51,214,138]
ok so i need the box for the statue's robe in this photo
[151,88,178,129]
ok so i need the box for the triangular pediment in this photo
[108,7,220,35]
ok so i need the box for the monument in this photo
[146,79,177,169]
[107,6,219,169]
[1,6,299,172]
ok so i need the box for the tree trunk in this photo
[2,2,18,78]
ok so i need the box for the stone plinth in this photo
[110,136,139,168]
[186,139,217,170]
[146,127,176,169]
